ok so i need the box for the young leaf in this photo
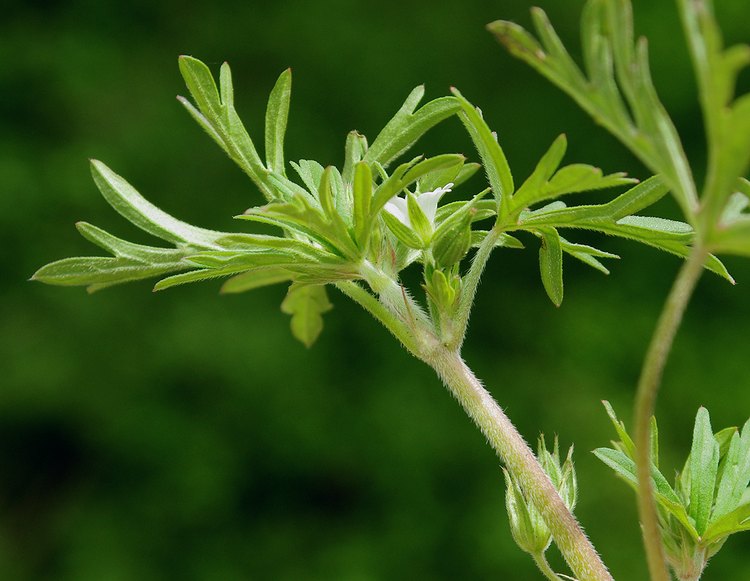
[291,159,326,196]
[689,407,720,534]
[712,419,750,524]
[537,227,564,306]
[265,68,292,176]
[381,210,423,250]
[602,400,637,459]
[280,283,333,347]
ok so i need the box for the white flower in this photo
[384,183,454,228]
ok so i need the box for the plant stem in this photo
[633,246,708,581]
[431,349,613,581]
[533,552,563,581]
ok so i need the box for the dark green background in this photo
[2,0,750,579]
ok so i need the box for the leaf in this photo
[679,0,750,227]
[470,231,524,249]
[291,159,326,196]
[711,216,750,257]
[703,500,750,542]
[154,265,260,291]
[90,160,227,247]
[33,256,187,289]
[178,57,271,200]
[689,407,720,535]
[601,400,637,459]
[560,237,619,275]
[363,88,461,168]
[488,4,700,219]
[451,88,514,216]
[712,419,750,524]
[513,134,568,207]
[75,222,186,263]
[265,68,292,175]
[280,284,333,347]
[178,56,221,120]
[220,267,294,294]
[538,227,564,306]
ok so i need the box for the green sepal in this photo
[406,192,433,244]
[431,191,489,267]
[352,162,373,248]
[381,210,423,250]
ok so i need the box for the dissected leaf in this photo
[280,284,333,347]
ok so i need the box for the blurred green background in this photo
[2,0,750,579]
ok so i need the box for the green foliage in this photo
[595,403,750,580]
[488,0,750,262]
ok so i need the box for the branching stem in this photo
[633,245,708,581]
[431,349,612,581]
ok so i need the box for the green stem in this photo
[633,246,708,581]
[431,349,612,581]
[335,281,422,357]
[533,552,563,581]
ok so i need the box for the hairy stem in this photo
[533,552,563,581]
[431,349,613,581]
[335,281,421,357]
[633,246,708,581]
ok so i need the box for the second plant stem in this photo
[633,245,708,581]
